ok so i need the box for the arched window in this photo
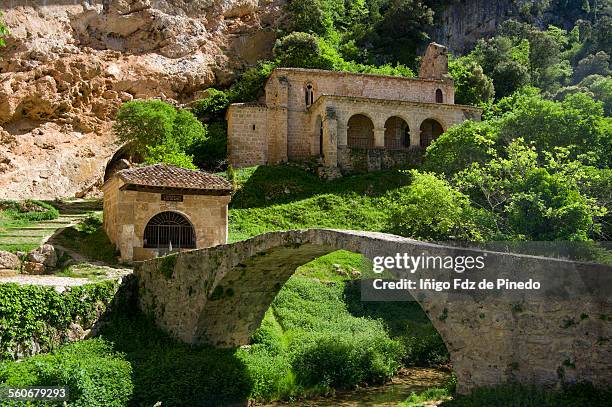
[144,211,195,250]
[305,83,314,107]
[420,119,444,148]
[435,88,444,103]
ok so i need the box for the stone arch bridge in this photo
[134,229,612,393]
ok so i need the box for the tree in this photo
[273,32,335,69]
[573,51,611,81]
[385,170,496,241]
[448,57,495,105]
[497,92,611,167]
[113,100,206,169]
[473,37,532,97]
[455,140,605,241]
[425,120,498,176]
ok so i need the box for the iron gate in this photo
[143,211,196,250]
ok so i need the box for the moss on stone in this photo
[159,254,177,279]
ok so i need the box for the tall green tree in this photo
[113,100,206,169]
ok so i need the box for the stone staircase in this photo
[0,199,102,251]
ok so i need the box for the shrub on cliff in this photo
[0,12,7,49]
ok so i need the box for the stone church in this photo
[226,43,482,174]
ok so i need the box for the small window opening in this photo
[305,84,314,107]
[435,88,444,103]
[252,124,256,131]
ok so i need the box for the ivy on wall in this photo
[0,281,120,359]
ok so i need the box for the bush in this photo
[0,281,119,359]
[273,32,335,70]
[291,332,402,388]
[425,120,498,176]
[0,339,132,407]
[385,170,496,241]
[0,200,59,222]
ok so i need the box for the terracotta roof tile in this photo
[116,164,233,193]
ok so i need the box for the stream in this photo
[260,367,452,407]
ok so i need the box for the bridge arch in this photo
[135,229,612,394]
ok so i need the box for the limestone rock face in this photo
[0,0,283,199]
[0,250,21,270]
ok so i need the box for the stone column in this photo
[408,118,421,147]
[323,116,338,167]
[337,122,348,147]
[374,127,385,148]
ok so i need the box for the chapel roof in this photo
[116,164,233,195]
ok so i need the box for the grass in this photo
[227,165,411,242]
[55,264,111,281]
[51,213,118,264]
[0,200,59,253]
[399,386,453,406]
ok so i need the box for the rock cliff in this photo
[0,0,281,199]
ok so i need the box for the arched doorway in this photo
[384,116,410,149]
[420,119,444,148]
[103,143,143,182]
[143,211,196,250]
[347,114,374,149]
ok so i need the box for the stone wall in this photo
[102,178,230,261]
[337,146,423,172]
[135,229,612,394]
[226,104,269,167]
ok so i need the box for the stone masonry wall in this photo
[265,69,456,162]
[226,104,269,167]
[135,229,612,394]
[103,177,230,261]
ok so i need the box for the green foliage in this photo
[472,36,532,97]
[273,32,334,69]
[0,11,7,49]
[158,254,177,279]
[253,276,403,390]
[399,386,451,406]
[497,92,611,167]
[227,61,277,103]
[455,140,606,241]
[425,120,498,176]
[191,88,230,119]
[448,56,495,105]
[113,100,205,169]
[227,165,412,242]
[0,200,59,222]
[52,213,117,264]
[385,170,496,241]
[0,339,132,407]
[0,281,119,359]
